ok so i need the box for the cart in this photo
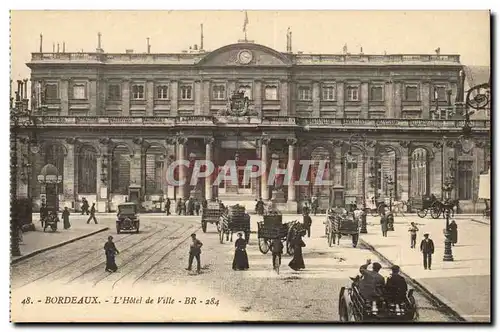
[326,208,360,248]
[218,204,251,244]
[412,196,442,219]
[257,214,304,255]
[201,201,222,233]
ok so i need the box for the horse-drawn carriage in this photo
[338,278,417,322]
[201,201,222,233]
[257,213,305,255]
[412,195,455,219]
[325,208,360,248]
[218,204,251,244]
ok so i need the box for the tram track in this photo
[67,222,185,285]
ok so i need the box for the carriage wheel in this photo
[406,290,418,321]
[430,204,441,219]
[258,238,270,254]
[338,288,355,322]
[201,221,207,233]
[417,209,427,218]
[216,221,221,233]
[352,233,359,248]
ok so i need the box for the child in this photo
[408,222,419,248]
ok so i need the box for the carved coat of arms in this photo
[228,90,250,116]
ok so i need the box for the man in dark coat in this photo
[385,265,408,303]
[380,212,388,237]
[186,233,203,273]
[194,200,201,216]
[303,211,312,238]
[165,198,171,216]
[359,260,385,301]
[62,207,71,230]
[39,203,48,228]
[87,203,98,224]
[420,233,434,270]
[81,198,89,215]
[270,237,283,270]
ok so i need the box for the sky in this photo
[10,10,490,82]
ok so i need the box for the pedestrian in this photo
[104,236,119,272]
[87,203,98,224]
[288,233,306,271]
[311,196,318,216]
[385,265,408,303]
[186,233,203,273]
[380,212,388,237]
[165,197,171,216]
[420,233,435,270]
[185,198,191,216]
[39,203,48,228]
[408,222,419,248]
[232,232,249,271]
[194,199,201,216]
[270,237,283,270]
[202,198,208,209]
[62,207,71,230]
[81,197,89,215]
[448,220,458,246]
[303,211,312,238]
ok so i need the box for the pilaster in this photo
[312,81,320,117]
[122,79,130,116]
[146,80,154,116]
[60,79,69,116]
[170,80,179,116]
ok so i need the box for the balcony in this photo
[14,116,490,132]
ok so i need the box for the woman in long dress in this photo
[62,207,71,230]
[232,233,249,270]
[104,236,119,272]
[448,220,458,246]
[288,235,306,271]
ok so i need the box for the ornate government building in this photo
[16,36,490,213]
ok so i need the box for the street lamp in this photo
[442,177,455,262]
[385,175,395,212]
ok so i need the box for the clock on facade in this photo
[237,50,253,64]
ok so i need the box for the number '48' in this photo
[21,297,33,305]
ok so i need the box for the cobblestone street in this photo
[10,214,466,322]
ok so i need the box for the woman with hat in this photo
[232,232,249,271]
[288,231,306,271]
[104,236,119,272]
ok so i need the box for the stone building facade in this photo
[17,41,490,213]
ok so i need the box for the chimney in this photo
[200,23,204,51]
[147,37,151,53]
[96,32,104,53]
[52,43,55,53]
[286,27,290,52]
[63,42,66,53]
[57,43,60,53]
[289,31,292,53]
[39,33,43,53]
[23,79,28,100]
[126,49,134,54]
[194,44,198,50]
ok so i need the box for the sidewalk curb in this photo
[359,238,466,322]
[471,218,491,226]
[11,227,110,265]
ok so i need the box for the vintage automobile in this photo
[116,202,140,234]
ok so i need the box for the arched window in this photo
[44,144,65,193]
[111,145,131,194]
[78,145,97,194]
[145,145,166,195]
[411,148,429,197]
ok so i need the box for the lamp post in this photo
[442,176,455,262]
[385,175,395,212]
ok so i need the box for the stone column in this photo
[360,81,369,118]
[194,80,202,115]
[63,139,76,209]
[97,138,110,212]
[89,79,97,116]
[261,137,270,200]
[398,141,410,202]
[431,141,444,197]
[331,141,343,186]
[177,136,188,199]
[204,137,214,201]
[170,80,178,116]
[202,80,210,115]
[312,81,320,117]
[130,139,142,186]
[393,81,402,118]
[146,80,154,116]
[286,138,298,212]
[122,79,130,116]
[254,80,262,115]
[422,81,431,119]
[337,81,345,117]
[255,140,261,199]
[60,79,69,116]
[385,80,394,118]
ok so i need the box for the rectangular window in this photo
[433,86,447,101]
[346,86,359,101]
[322,85,336,101]
[298,86,311,101]
[264,85,278,100]
[132,84,145,100]
[405,85,419,101]
[72,84,86,99]
[458,161,473,200]
[156,85,169,99]
[108,84,121,101]
[180,85,193,100]
[370,85,384,101]
[45,84,58,100]
[212,84,226,100]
